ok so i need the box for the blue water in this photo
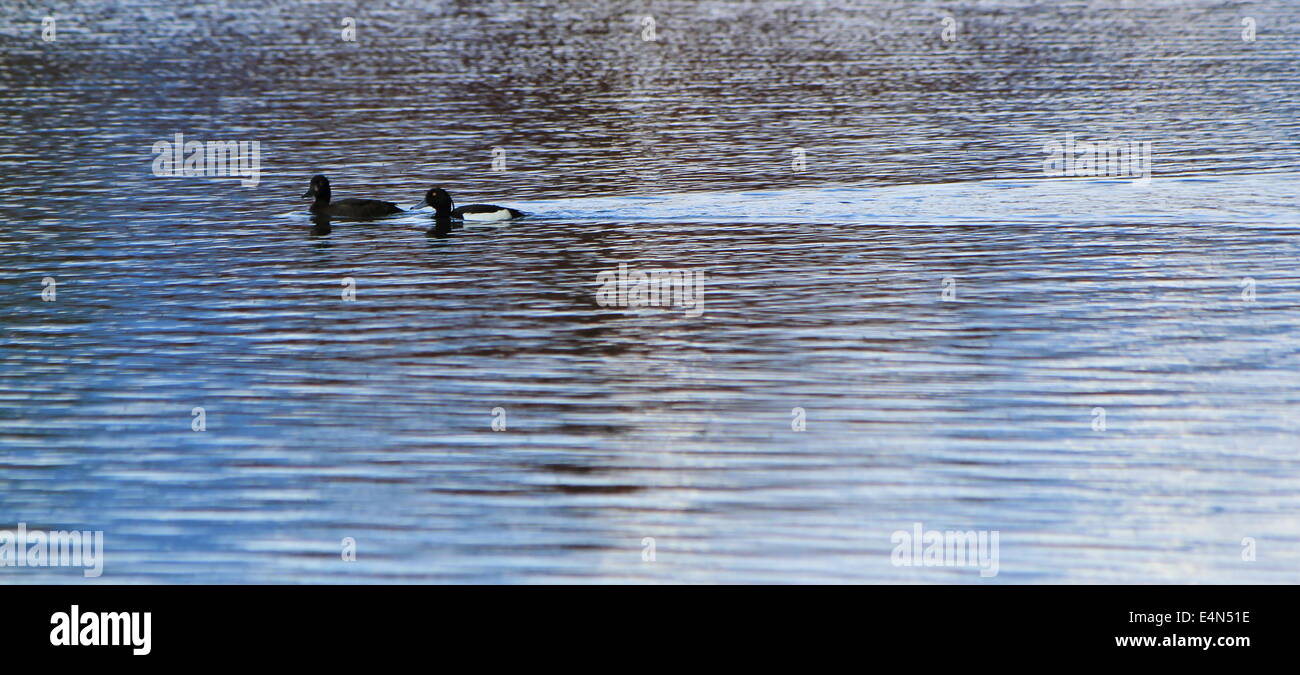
[2,0,1299,583]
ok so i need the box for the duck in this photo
[303,175,402,219]
[416,187,525,221]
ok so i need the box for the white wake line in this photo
[284,172,1300,225]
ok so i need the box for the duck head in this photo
[415,187,455,217]
[303,175,331,202]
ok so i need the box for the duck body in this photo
[303,175,402,220]
[315,197,402,219]
[452,204,526,221]
[417,187,525,222]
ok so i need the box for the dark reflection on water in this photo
[1,1,1299,582]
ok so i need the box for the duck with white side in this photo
[415,187,526,222]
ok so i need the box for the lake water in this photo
[2,0,1298,583]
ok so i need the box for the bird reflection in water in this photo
[426,216,454,239]
[309,214,332,236]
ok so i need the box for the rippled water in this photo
[2,0,1299,583]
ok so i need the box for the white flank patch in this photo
[461,209,513,222]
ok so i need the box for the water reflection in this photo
[0,0,1298,583]
[426,216,455,239]
[309,215,332,237]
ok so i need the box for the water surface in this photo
[2,0,1299,583]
